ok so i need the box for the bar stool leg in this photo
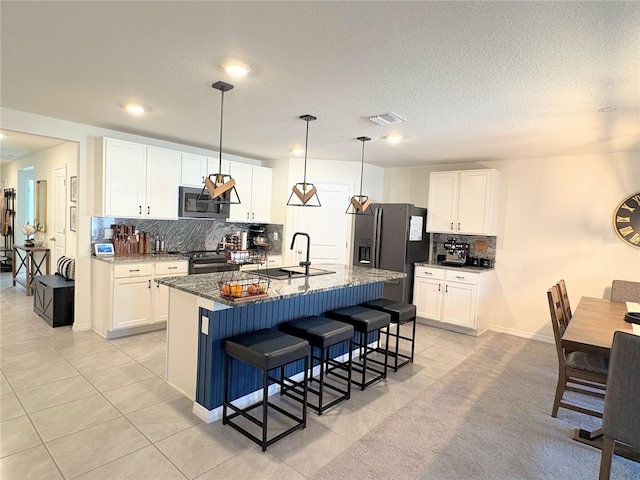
[223,352,229,425]
[262,368,269,452]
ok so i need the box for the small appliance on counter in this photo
[441,239,469,267]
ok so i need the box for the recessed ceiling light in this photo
[125,103,145,115]
[223,62,251,77]
[290,148,304,155]
[0,132,5,139]
[384,134,403,143]
[598,106,617,113]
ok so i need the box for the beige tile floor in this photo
[0,272,496,479]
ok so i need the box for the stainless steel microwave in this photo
[178,186,230,219]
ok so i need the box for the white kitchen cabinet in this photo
[413,265,494,335]
[146,147,181,219]
[180,153,208,187]
[413,266,444,320]
[102,138,146,218]
[228,163,272,223]
[153,261,189,323]
[92,259,188,338]
[98,138,180,218]
[426,169,500,235]
[181,154,232,187]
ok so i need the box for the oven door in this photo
[189,261,239,275]
[179,186,229,219]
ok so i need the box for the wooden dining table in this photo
[562,297,634,357]
[561,296,639,462]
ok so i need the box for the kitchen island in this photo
[156,264,405,422]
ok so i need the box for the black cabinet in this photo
[33,275,74,327]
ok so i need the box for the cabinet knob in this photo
[49,237,56,241]
[458,222,461,230]
[438,283,441,292]
[246,212,250,220]
[148,280,151,288]
[147,206,150,215]
[445,285,448,293]
[450,222,454,230]
[139,206,142,214]
[455,276,465,280]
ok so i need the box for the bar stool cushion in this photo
[362,299,416,324]
[225,328,309,371]
[280,316,354,348]
[327,306,390,333]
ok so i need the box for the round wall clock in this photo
[613,192,640,249]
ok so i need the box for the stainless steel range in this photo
[171,250,240,275]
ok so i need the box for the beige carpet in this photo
[313,333,640,480]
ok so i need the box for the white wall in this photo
[384,152,640,341]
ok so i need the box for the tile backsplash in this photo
[91,217,284,255]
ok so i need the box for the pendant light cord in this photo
[303,117,309,190]
[218,89,225,173]
[359,139,365,197]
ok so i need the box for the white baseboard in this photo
[191,348,357,423]
[489,324,553,344]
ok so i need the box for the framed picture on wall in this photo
[70,206,77,232]
[70,176,77,202]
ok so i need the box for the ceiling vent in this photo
[363,111,406,126]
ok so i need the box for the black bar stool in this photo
[325,306,390,390]
[223,328,309,452]
[280,316,354,415]
[361,299,417,371]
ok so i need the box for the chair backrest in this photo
[547,286,568,365]
[602,331,640,448]
[557,279,572,321]
[610,280,640,303]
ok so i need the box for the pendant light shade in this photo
[287,114,321,207]
[202,81,241,205]
[346,136,372,215]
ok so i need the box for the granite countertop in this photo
[155,264,405,307]
[93,253,188,263]
[414,262,495,273]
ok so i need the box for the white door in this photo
[145,147,181,219]
[426,171,458,233]
[443,282,477,328]
[457,170,492,234]
[52,165,66,265]
[291,182,351,266]
[414,277,443,320]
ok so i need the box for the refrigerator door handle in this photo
[374,208,383,269]
[371,208,379,268]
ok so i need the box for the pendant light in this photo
[346,136,372,215]
[287,114,321,207]
[202,81,241,204]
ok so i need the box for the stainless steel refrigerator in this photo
[353,203,429,304]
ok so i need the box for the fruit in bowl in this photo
[247,284,258,295]
[256,283,267,294]
[230,283,243,297]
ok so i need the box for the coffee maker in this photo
[442,239,469,267]
[247,225,268,249]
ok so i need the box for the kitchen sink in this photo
[256,266,335,280]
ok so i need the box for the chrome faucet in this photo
[290,232,311,276]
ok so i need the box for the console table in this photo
[12,245,50,296]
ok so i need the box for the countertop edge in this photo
[414,262,495,273]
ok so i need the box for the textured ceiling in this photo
[1,1,638,167]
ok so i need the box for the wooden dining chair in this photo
[598,332,640,480]
[556,279,572,324]
[610,280,640,303]
[547,286,608,418]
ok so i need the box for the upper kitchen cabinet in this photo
[180,153,230,187]
[228,163,272,223]
[426,169,500,235]
[98,138,180,218]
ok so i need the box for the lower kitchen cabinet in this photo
[92,259,188,338]
[413,265,495,335]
